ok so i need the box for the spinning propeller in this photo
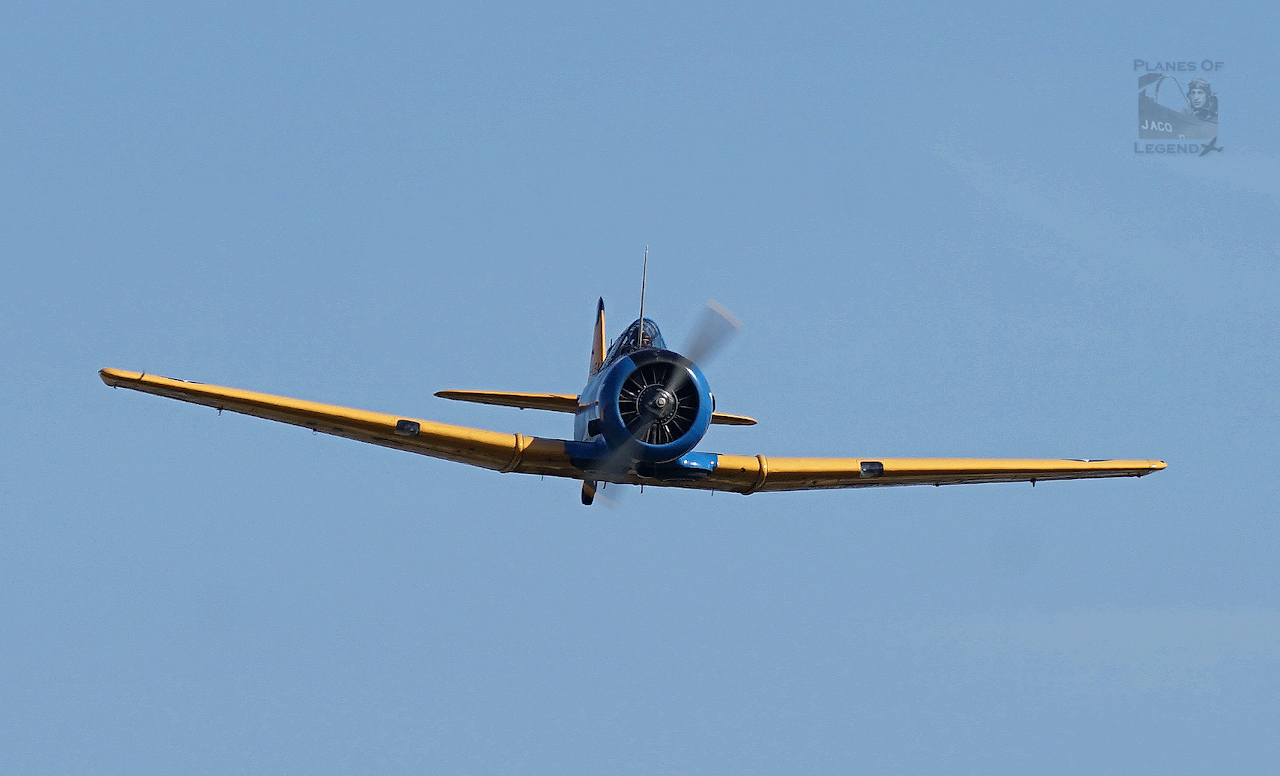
[594,300,742,484]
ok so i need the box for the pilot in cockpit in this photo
[608,320,664,361]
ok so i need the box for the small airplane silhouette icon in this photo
[1200,137,1223,157]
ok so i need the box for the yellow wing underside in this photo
[100,369,1165,494]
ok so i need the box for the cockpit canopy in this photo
[605,318,667,362]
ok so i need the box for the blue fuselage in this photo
[567,319,716,477]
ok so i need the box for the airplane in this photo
[99,266,1165,506]
[1199,136,1223,156]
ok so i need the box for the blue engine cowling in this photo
[594,349,713,464]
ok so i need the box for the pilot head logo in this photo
[1184,77,1218,121]
[1138,72,1219,140]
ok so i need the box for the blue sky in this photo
[3,2,1277,773]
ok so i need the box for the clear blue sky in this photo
[3,2,1277,773]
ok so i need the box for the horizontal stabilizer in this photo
[435,390,580,413]
[435,389,756,425]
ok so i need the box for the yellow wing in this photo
[101,368,1164,494]
[99,369,575,477]
[691,454,1165,493]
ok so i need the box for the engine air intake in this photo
[617,362,700,445]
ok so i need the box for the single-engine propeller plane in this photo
[100,262,1165,505]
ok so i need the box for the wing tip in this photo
[99,368,139,387]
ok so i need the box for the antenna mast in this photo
[638,245,648,331]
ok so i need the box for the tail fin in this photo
[589,297,607,376]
